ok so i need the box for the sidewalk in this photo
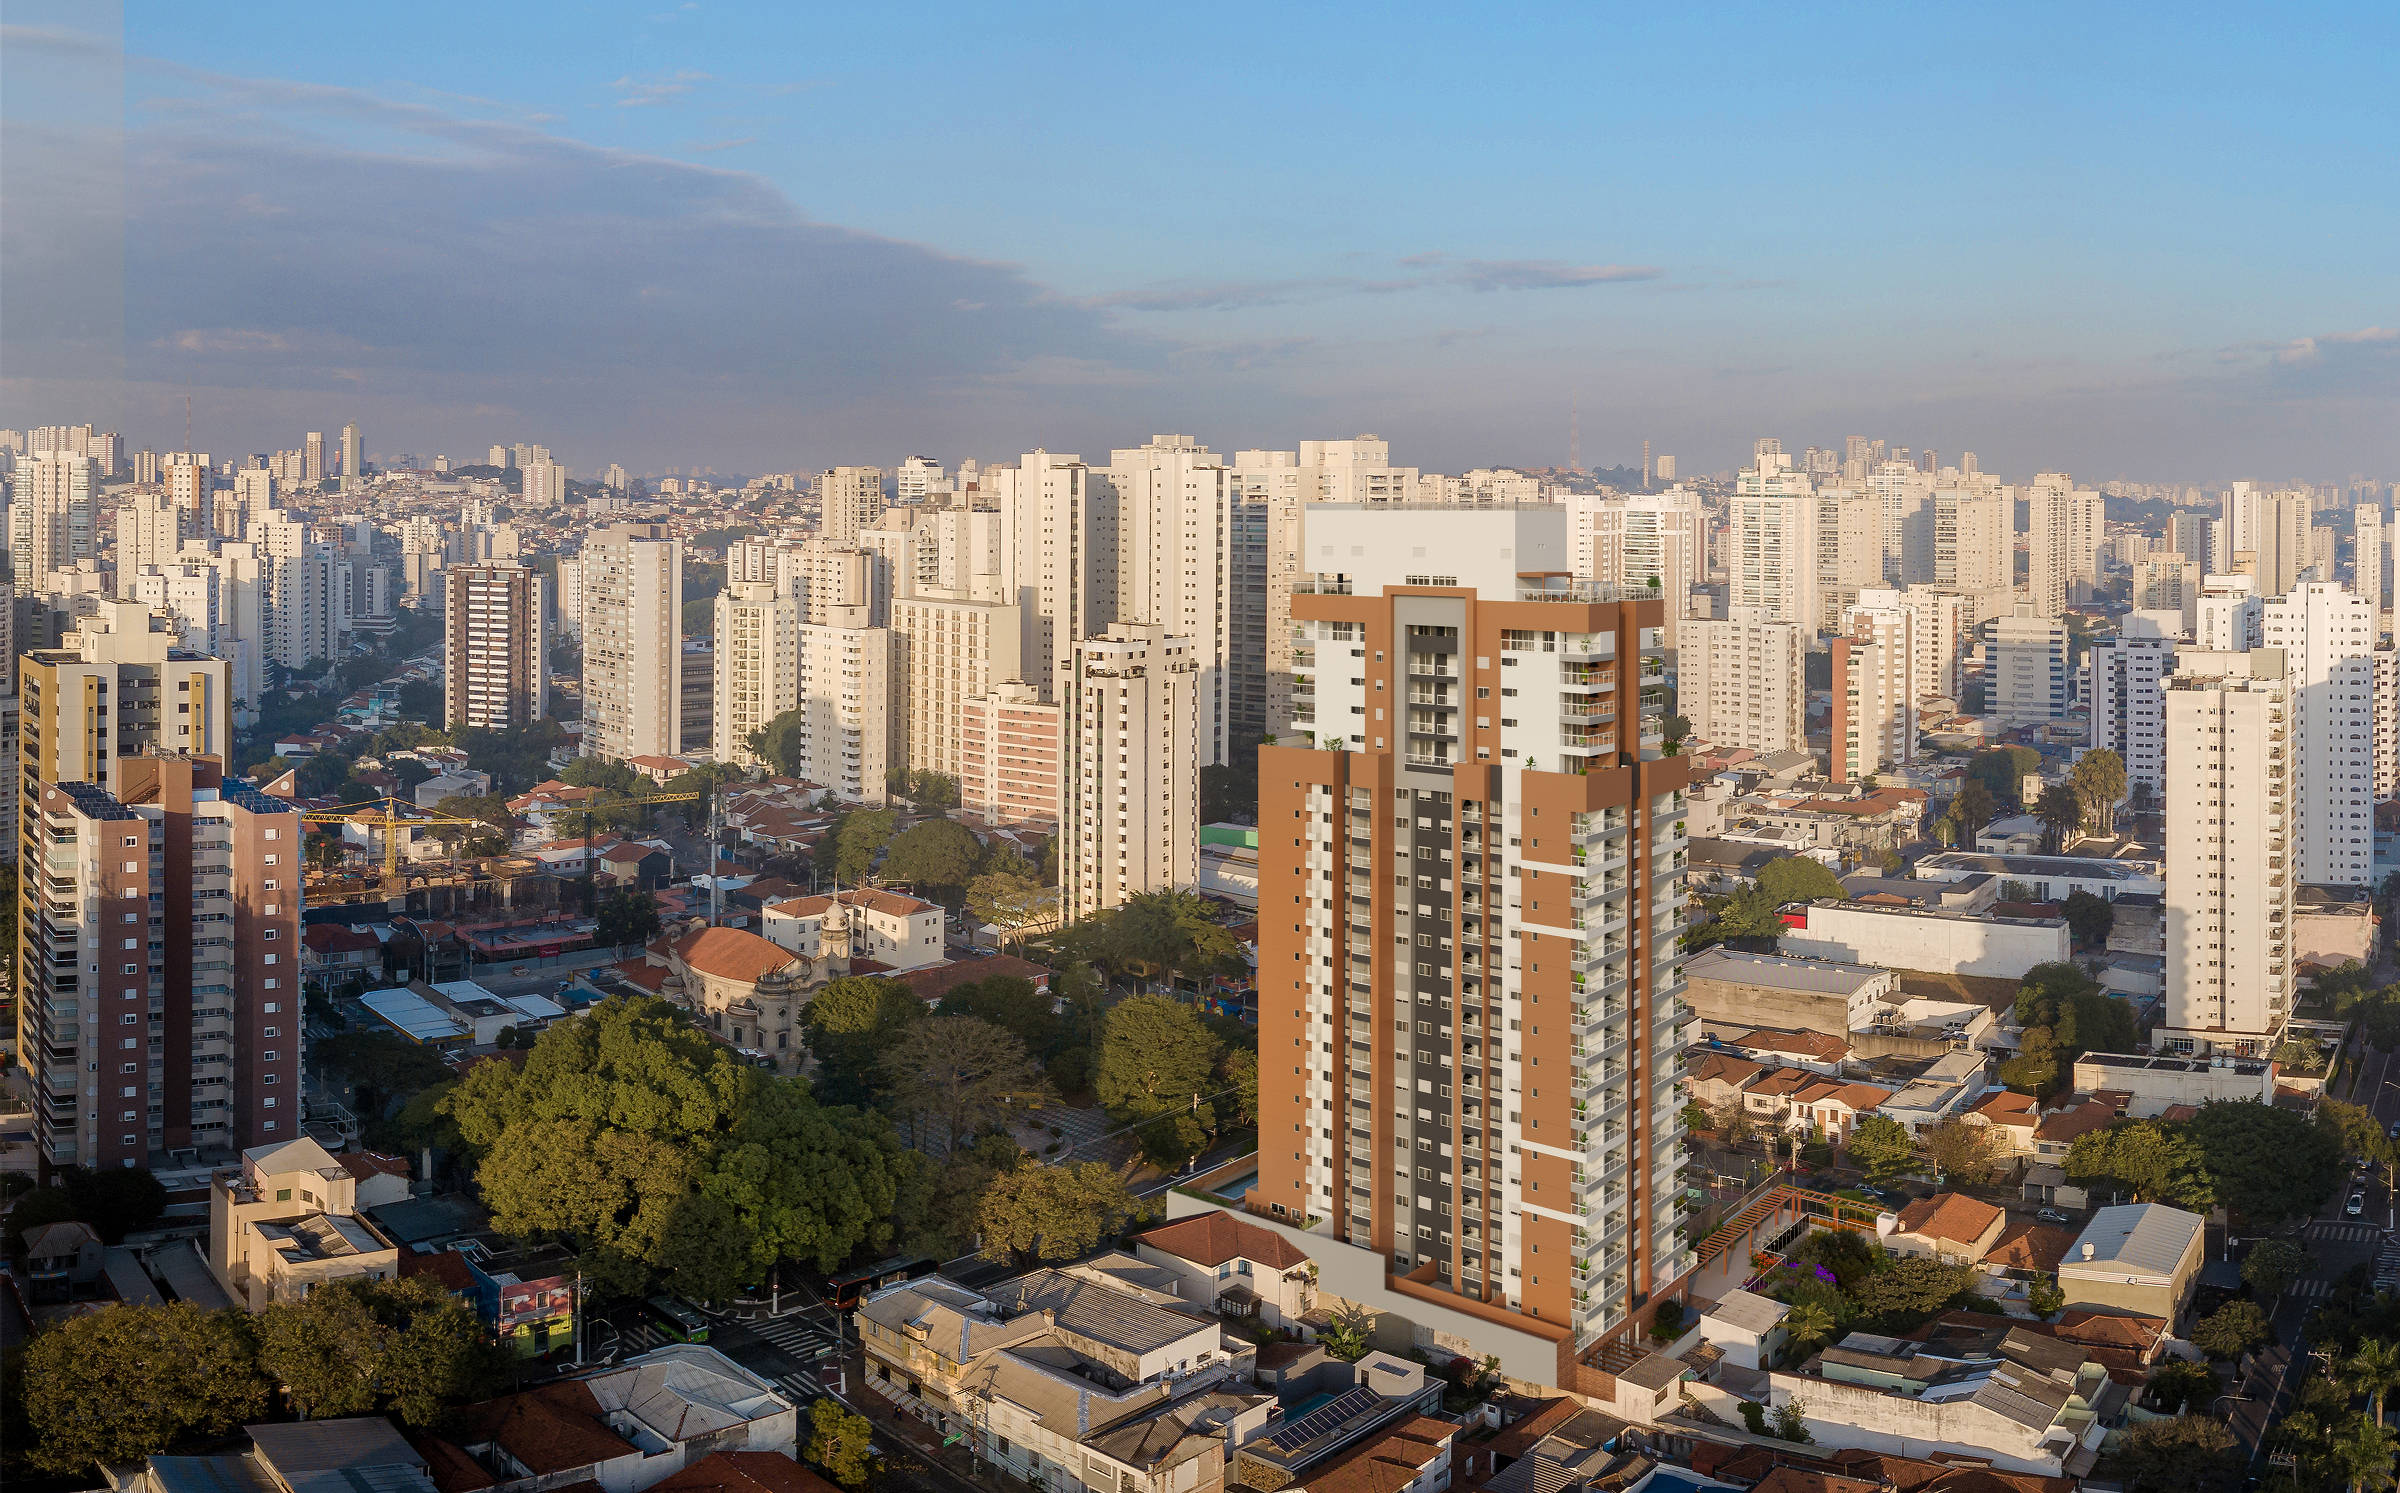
[853,1379,1017,1493]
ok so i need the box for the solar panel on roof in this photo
[1258,1386,1383,1453]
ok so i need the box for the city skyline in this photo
[3,4,2396,481]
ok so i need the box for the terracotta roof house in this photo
[1889,1191,2009,1263]
[761,887,946,972]
[2033,1098,2118,1163]
[1133,1209,1316,1331]
[1967,1090,2041,1155]
[898,954,1056,1002]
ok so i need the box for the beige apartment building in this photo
[443,561,545,731]
[1678,611,1807,755]
[581,524,683,762]
[712,579,800,766]
[1062,622,1200,918]
[891,594,1022,782]
[209,1137,407,1311]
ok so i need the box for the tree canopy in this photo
[1096,994,1223,1118]
[442,996,918,1297]
[2064,1120,2214,1210]
[21,1304,270,1475]
[256,1274,508,1425]
[880,817,987,903]
[1844,1115,1916,1183]
[975,1161,1151,1265]
[937,975,1059,1052]
[1754,856,1844,906]
[797,976,923,1108]
[879,1015,1044,1150]
[1966,745,2043,807]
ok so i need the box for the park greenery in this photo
[2065,1098,2347,1226]
[1753,1228,1987,1345]
[16,1277,508,1477]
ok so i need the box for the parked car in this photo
[2037,1207,2073,1225]
[2350,1193,2368,1218]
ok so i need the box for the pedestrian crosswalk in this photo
[2308,1221,2382,1244]
[750,1312,843,1363]
[2291,1278,2337,1299]
[2376,1237,2400,1292]
[777,1370,825,1404]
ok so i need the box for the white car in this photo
[2350,1193,2368,1218]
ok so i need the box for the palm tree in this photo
[2033,781,2085,853]
[2356,1340,2400,1428]
[2333,1414,2398,1493]
[1782,1302,1836,1362]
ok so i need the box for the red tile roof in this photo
[673,926,801,983]
[445,1380,630,1474]
[339,1150,410,1182]
[400,1247,479,1294]
[1731,1028,1851,1061]
[1983,1220,2076,1272]
[650,1452,845,1493]
[2034,1097,2117,1145]
[304,923,385,954]
[898,955,1054,1000]
[1894,1191,2004,1247]
[1135,1209,1312,1270]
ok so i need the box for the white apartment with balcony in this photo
[1678,610,1806,755]
[2158,649,2293,1056]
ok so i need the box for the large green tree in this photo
[1754,856,1844,906]
[797,976,923,1108]
[880,818,986,904]
[257,1275,505,1425]
[879,1015,1044,1150]
[443,996,915,1296]
[2098,1415,2243,1493]
[21,1304,270,1475]
[2071,748,2128,835]
[2185,1100,2347,1227]
[976,1161,1150,1266]
[1844,1115,1917,1183]
[807,1396,878,1488]
[966,870,1054,950]
[1096,993,1224,1119]
[1966,745,2043,808]
[937,975,1059,1052]
[2064,1120,2215,1210]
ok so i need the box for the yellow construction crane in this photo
[298,797,502,880]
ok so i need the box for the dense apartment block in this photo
[2260,580,2375,888]
[1062,622,1200,918]
[1982,603,2069,725]
[581,524,683,762]
[1678,611,1807,755]
[1829,627,1911,782]
[960,682,1064,829]
[2158,650,2292,1056]
[1259,579,1692,1372]
[2087,623,2176,793]
[442,561,545,731]
[20,757,302,1171]
[891,593,1023,783]
[712,579,800,766]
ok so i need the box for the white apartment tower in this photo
[2259,580,2375,888]
[2024,475,2106,617]
[1845,586,1970,703]
[994,451,1115,699]
[1933,487,2014,619]
[2376,648,2400,802]
[1676,611,1807,756]
[2088,622,2177,794]
[581,524,684,761]
[1568,491,1700,647]
[818,466,886,547]
[339,422,362,490]
[712,579,801,766]
[1727,467,1819,631]
[1108,435,1233,766]
[2357,503,2386,628]
[1829,628,1910,782]
[795,605,891,803]
[1061,622,1199,919]
[1814,488,1884,633]
[2160,649,2293,1056]
[2197,575,2265,652]
[1983,603,2070,726]
[14,451,98,586]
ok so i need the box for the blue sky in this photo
[3,1,2394,480]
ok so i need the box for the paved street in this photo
[2228,1039,2398,1465]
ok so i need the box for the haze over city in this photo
[5,2,2396,479]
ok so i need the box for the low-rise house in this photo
[1722,1028,1852,1076]
[2031,1097,2117,1168]
[1768,1324,2124,1476]
[22,1220,103,1300]
[1912,851,2163,904]
[1873,1048,1989,1135]
[2065,1052,2274,1116]
[1698,1287,1789,1372]
[1685,1052,1767,1114]
[1964,1091,2041,1157]
[1132,1209,1317,1331]
[1781,1078,1892,1143]
[418,1345,798,1493]
[208,1136,408,1310]
[2056,1204,2205,1319]
[1887,1193,2007,1264]
[859,1270,1272,1493]
[303,922,386,984]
